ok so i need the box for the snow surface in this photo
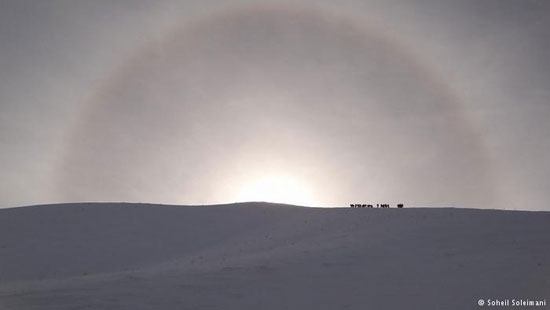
[0,202,549,309]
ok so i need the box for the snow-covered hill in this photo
[1,203,549,309]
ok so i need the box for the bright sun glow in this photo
[235,174,315,206]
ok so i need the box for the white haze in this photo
[0,0,548,210]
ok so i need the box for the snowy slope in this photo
[1,202,549,309]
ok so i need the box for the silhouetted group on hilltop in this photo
[350,203,404,208]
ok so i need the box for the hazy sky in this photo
[1,0,548,210]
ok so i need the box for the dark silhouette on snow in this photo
[350,203,402,208]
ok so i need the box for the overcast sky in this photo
[1,0,549,210]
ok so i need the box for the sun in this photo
[234,174,315,206]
